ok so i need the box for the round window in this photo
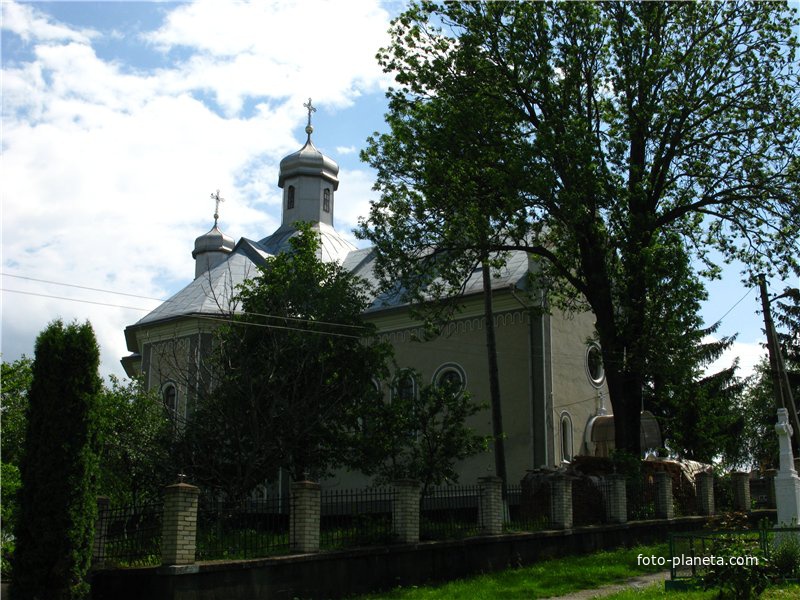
[433,363,466,394]
[586,343,605,386]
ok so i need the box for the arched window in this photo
[586,343,605,387]
[323,188,330,213]
[561,412,573,463]
[287,185,295,210]
[432,363,466,394]
[162,383,177,417]
[392,370,416,403]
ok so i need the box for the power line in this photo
[711,286,755,327]
[1,273,166,301]
[1,272,369,331]
[1,288,152,312]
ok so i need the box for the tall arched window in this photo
[560,412,573,463]
[287,185,295,209]
[323,188,330,213]
[162,383,177,417]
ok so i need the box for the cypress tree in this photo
[12,320,102,600]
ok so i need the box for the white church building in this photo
[122,107,617,486]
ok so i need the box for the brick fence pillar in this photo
[392,479,421,543]
[478,476,503,535]
[550,475,573,529]
[290,481,321,553]
[696,471,715,516]
[605,474,627,524]
[732,471,751,512]
[161,481,200,566]
[654,471,674,520]
[92,496,110,566]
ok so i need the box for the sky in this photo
[1,0,796,383]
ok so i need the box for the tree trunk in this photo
[482,259,508,494]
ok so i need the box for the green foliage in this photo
[12,320,102,600]
[97,376,173,508]
[742,360,782,470]
[1,461,20,578]
[359,0,800,457]
[701,535,773,600]
[180,224,393,496]
[357,372,490,493]
[1,356,33,466]
[772,534,800,580]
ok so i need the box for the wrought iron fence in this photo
[320,487,395,550]
[196,496,289,560]
[420,484,483,540]
[95,502,162,567]
[627,473,656,521]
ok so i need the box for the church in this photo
[121,104,618,487]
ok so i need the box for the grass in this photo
[356,543,671,599]
[602,582,800,599]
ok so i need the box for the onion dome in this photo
[278,136,339,190]
[192,224,234,259]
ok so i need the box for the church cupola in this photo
[192,189,234,279]
[277,98,339,228]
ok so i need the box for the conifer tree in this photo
[12,320,102,600]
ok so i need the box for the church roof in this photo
[129,239,531,332]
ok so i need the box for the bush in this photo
[772,533,800,580]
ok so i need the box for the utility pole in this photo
[758,274,800,452]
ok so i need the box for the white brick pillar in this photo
[604,474,627,524]
[290,481,321,553]
[479,476,504,535]
[161,481,200,566]
[550,475,573,529]
[696,471,715,516]
[654,471,674,520]
[392,480,421,543]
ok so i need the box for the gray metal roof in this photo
[132,233,531,329]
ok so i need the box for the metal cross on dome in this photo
[304,97,316,128]
[210,189,224,227]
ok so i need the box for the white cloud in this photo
[702,336,767,381]
[336,145,358,155]
[1,0,393,379]
[1,1,98,45]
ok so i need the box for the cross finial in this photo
[303,97,316,140]
[210,189,224,227]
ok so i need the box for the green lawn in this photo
[356,544,670,599]
[602,582,800,599]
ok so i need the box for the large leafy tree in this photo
[97,376,173,509]
[179,225,393,498]
[359,1,800,456]
[357,372,490,495]
[12,321,102,600]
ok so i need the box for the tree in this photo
[1,356,33,467]
[12,320,102,600]
[357,372,489,494]
[359,1,800,456]
[1,357,32,578]
[97,376,173,509]
[179,225,393,498]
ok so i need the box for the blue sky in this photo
[1,0,793,381]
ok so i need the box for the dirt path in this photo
[539,570,670,600]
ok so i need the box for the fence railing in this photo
[95,502,162,567]
[93,469,735,569]
[196,496,289,560]
[320,487,395,550]
[420,484,483,540]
